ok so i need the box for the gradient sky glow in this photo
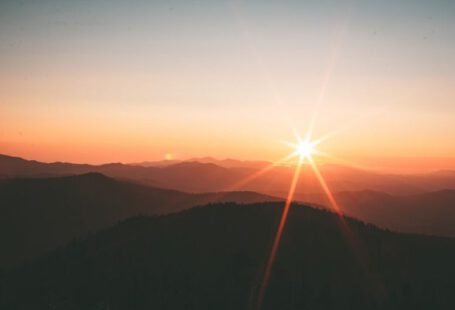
[1,0,455,170]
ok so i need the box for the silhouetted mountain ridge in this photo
[0,173,280,268]
[326,189,455,237]
[3,153,455,236]
[4,153,455,196]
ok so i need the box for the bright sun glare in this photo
[295,140,315,159]
[288,134,319,162]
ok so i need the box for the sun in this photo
[288,135,319,161]
[295,140,315,159]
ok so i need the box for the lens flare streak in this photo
[255,130,383,309]
[255,155,304,310]
[221,153,296,194]
[308,156,385,297]
[308,157,342,215]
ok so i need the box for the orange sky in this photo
[1,1,455,172]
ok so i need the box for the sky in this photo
[1,0,455,170]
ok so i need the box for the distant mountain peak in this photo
[165,161,227,170]
[71,172,111,180]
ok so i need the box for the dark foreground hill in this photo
[0,174,279,268]
[2,203,455,310]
